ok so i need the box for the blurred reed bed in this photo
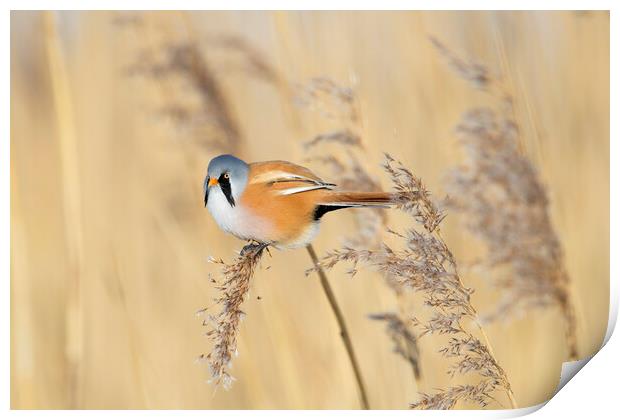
[367,313,420,380]
[42,12,85,407]
[120,14,243,153]
[433,38,579,359]
[296,78,386,249]
[295,78,422,382]
[10,11,608,409]
[316,155,517,409]
[446,108,578,358]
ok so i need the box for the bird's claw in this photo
[240,241,270,257]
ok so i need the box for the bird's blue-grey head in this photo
[204,154,249,207]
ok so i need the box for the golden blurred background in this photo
[10,11,609,409]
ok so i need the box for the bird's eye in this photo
[223,173,230,179]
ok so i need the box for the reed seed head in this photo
[202,243,266,389]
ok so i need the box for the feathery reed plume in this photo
[294,77,358,122]
[297,78,421,385]
[368,313,421,380]
[121,12,242,153]
[128,42,241,152]
[294,79,386,408]
[200,243,266,389]
[205,34,279,84]
[445,108,578,359]
[429,36,491,91]
[431,37,579,359]
[303,129,362,150]
[315,155,517,409]
[296,78,385,248]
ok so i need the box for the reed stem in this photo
[437,230,517,409]
[306,244,370,410]
[44,11,84,408]
[473,319,518,409]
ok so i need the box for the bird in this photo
[203,154,394,249]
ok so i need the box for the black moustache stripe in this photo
[204,177,210,207]
[219,176,236,207]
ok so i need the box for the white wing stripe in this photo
[277,185,332,196]
[252,170,334,186]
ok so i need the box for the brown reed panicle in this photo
[296,78,386,249]
[368,313,421,380]
[444,108,578,359]
[294,77,358,122]
[118,12,243,153]
[303,129,362,150]
[127,41,242,152]
[297,78,422,382]
[199,243,267,389]
[429,36,491,91]
[431,37,579,359]
[316,155,517,409]
[205,34,279,84]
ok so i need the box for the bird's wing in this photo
[249,161,335,195]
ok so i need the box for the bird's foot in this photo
[240,240,270,257]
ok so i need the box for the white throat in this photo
[207,187,243,237]
[206,186,272,243]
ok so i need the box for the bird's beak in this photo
[204,177,219,207]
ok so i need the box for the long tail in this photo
[314,191,395,219]
[321,191,395,207]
